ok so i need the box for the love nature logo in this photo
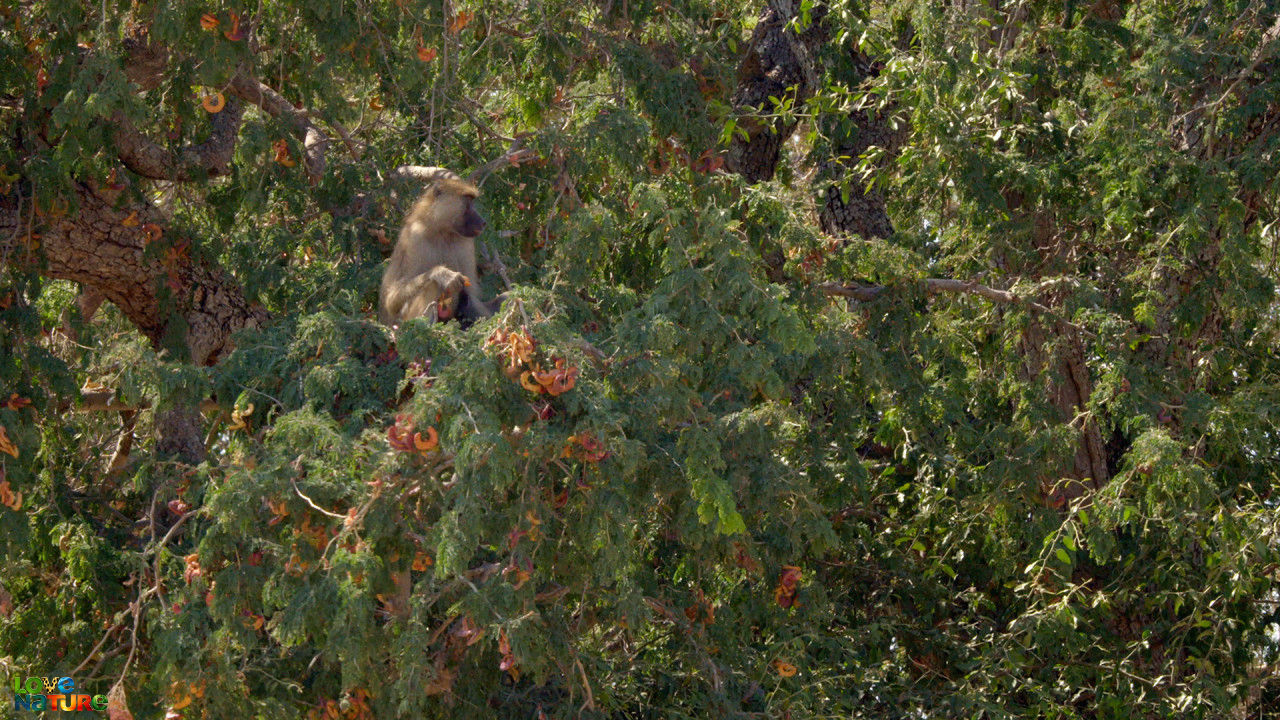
[10,674,109,712]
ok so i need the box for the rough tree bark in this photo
[2,185,267,367]
[725,1,828,182]
[728,1,900,239]
[814,52,902,239]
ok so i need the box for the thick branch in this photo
[69,390,220,414]
[725,1,828,181]
[113,29,246,181]
[391,141,538,187]
[765,0,821,92]
[389,166,463,183]
[1,186,266,365]
[113,98,245,181]
[121,31,169,91]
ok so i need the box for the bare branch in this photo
[1209,13,1280,109]
[319,114,362,160]
[67,389,219,414]
[391,140,537,189]
[389,166,463,183]
[821,278,1094,336]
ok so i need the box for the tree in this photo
[1,0,1277,718]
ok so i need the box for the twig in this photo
[70,622,122,678]
[1207,14,1280,109]
[478,240,514,289]
[106,409,137,475]
[575,656,595,712]
[141,510,193,559]
[291,477,347,520]
[115,579,156,688]
[458,100,515,143]
[317,114,362,160]
[85,641,132,682]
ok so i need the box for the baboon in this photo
[379,171,496,326]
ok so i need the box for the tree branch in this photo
[390,140,537,187]
[227,72,329,180]
[112,97,245,181]
[389,165,463,183]
[468,141,536,186]
[821,278,1094,336]
[1,185,266,365]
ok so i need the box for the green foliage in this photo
[1,0,1278,718]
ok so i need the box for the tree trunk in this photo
[725,1,827,182]
[815,53,901,239]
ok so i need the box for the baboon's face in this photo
[453,195,487,238]
[429,183,486,238]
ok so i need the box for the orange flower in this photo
[779,565,802,590]
[229,403,254,432]
[223,11,245,40]
[272,139,296,167]
[389,415,439,457]
[452,616,484,646]
[774,566,802,608]
[773,660,797,677]
[201,92,226,113]
[545,364,578,396]
[0,425,17,458]
[200,13,219,31]
[0,479,23,511]
[183,553,202,584]
[503,559,531,589]
[387,416,415,452]
[417,46,438,62]
[497,630,519,680]
[413,427,439,452]
[141,223,163,245]
[447,10,473,34]
[519,370,544,394]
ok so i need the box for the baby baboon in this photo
[379,171,495,326]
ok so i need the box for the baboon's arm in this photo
[380,266,468,324]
